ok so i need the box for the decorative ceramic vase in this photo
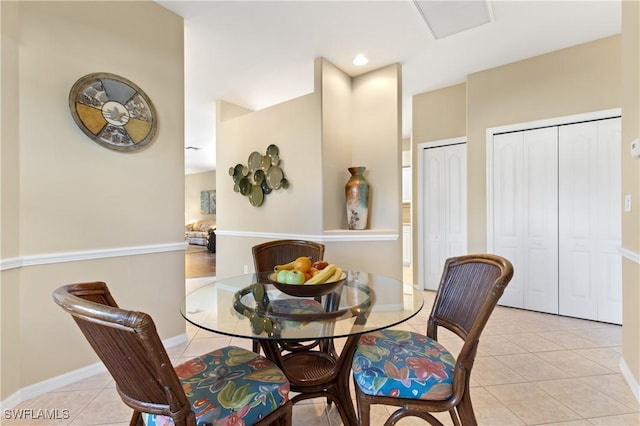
[345,166,370,230]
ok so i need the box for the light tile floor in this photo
[7,273,640,426]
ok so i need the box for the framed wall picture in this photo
[200,190,216,214]
[69,72,157,151]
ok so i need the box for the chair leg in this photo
[448,408,461,426]
[253,339,261,354]
[455,392,477,426]
[278,400,293,426]
[353,378,371,426]
[129,411,143,426]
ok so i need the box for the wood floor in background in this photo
[185,246,216,278]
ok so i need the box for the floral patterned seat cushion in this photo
[352,329,455,401]
[268,299,324,315]
[265,299,325,331]
[142,346,290,426]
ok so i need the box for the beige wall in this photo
[411,37,622,253]
[320,58,353,231]
[1,1,185,402]
[185,170,217,224]
[412,83,467,145]
[216,91,323,277]
[320,58,403,235]
[1,0,20,259]
[218,93,323,237]
[326,61,403,277]
[351,63,403,234]
[411,83,467,279]
[621,0,640,386]
[216,59,403,279]
[19,253,185,386]
[412,33,640,394]
[1,0,22,398]
[466,35,621,252]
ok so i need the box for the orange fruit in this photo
[293,256,312,273]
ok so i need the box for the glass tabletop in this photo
[181,271,424,341]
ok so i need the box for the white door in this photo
[422,143,467,290]
[492,132,524,308]
[522,127,559,314]
[402,224,412,266]
[492,127,559,313]
[559,118,622,324]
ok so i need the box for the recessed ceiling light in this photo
[353,54,369,66]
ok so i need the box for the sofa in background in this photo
[185,220,216,250]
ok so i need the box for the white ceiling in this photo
[156,0,621,174]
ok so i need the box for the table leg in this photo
[332,333,361,425]
[259,333,361,426]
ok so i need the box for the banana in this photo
[274,260,295,272]
[329,266,343,282]
[305,264,337,284]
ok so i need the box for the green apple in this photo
[276,270,289,283]
[285,270,305,285]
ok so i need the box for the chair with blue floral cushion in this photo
[352,253,513,426]
[53,282,292,426]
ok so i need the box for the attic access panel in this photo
[413,0,493,39]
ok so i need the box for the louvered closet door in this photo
[559,118,622,324]
[493,127,559,313]
[422,143,467,290]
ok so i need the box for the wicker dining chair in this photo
[251,239,326,354]
[352,253,514,426]
[53,281,292,426]
[252,240,325,276]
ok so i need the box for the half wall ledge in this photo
[215,229,398,243]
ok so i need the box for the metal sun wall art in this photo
[69,72,157,152]
[229,144,289,207]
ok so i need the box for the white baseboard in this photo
[620,357,640,403]
[0,333,188,410]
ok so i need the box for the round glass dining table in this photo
[181,270,424,425]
